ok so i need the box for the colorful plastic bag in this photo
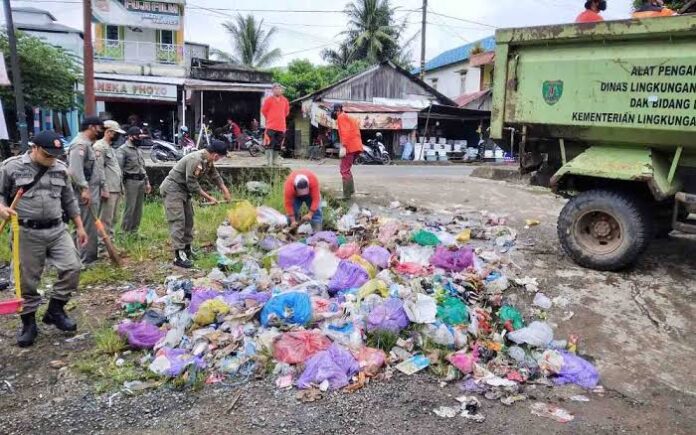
[430,246,474,272]
[436,297,469,325]
[448,347,479,374]
[357,279,389,302]
[228,200,257,232]
[403,293,437,324]
[193,299,230,326]
[349,255,376,278]
[336,242,361,259]
[366,298,409,333]
[256,206,288,227]
[312,248,341,281]
[117,321,165,349]
[278,243,315,271]
[499,305,524,330]
[149,347,205,377]
[273,331,332,364]
[352,347,386,376]
[397,245,433,266]
[307,231,339,249]
[361,245,391,269]
[296,344,360,390]
[507,321,553,347]
[260,292,313,326]
[328,260,369,295]
[378,221,401,246]
[188,289,220,314]
[554,351,600,389]
[411,229,441,246]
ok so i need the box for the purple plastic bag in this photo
[430,246,474,272]
[366,298,410,333]
[278,243,315,271]
[260,236,283,252]
[161,348,206,377]
[307,231,339,249]
[361,246,391,269]
[223,291,271,307]
[188,289,219,314]
[296,344,360,390]
[117,321,165,349]
[554,351,600,389]
[327,260,369,295]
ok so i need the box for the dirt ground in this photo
[0,163,694,434]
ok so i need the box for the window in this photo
[159,30,174,46]
[430,78,438,90]
[459,70,468,94]
[106,25,120,41]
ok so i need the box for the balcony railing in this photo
[94,39,184,65]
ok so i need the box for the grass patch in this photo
[93,326,127,355]
[73,354,156,394]
[80,263,134,287]
[195,252,219,271]
[366,330,400,352]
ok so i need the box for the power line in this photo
[430,14,470,43]
[428,9,498,29]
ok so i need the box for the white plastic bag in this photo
[312,248,340,281]
[397,245,434,266]
[403,293,437,324]
[507,321,553,348]
[435,231,457,247]
[257,206,288,227]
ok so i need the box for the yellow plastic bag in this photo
[456,229,471,243]
[228,200,257,232]
[349,255,376,278]
[193,299,230,326]
[357,279,389,302]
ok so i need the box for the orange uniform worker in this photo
[261,83,290,166]
[284,169,322,231]
[632,0,675,18]
[332,104,364,201]
[576,0,606,23]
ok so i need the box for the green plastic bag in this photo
[499,305,524,330]
[436,297,469,325]
[411,229,441,246]
[228,200,257,232]
[337,235,347,246]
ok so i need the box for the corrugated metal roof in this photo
[414,36,496,73]
[469,51,495,67]
[454,89,490,108]
[319,101,419,113]
[16,23,82,35]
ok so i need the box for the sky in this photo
[2,0,635,66]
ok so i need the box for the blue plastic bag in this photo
[278,243,315,272]
[328,260,369,295]
[366,298,410,333]
[296,344,360,390]
[260,292,312,326]
[554,351,600,389]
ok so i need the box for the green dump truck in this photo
[491,16,696,271]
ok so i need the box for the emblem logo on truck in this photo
[542,80,564,105]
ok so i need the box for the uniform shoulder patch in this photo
[193,164,203,177]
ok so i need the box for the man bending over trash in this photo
[284,169,322,232]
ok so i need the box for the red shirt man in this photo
[576,0,606,23]
[284,169,322,230]
[261,84,290,159]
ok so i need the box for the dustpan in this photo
[0,215,23,315]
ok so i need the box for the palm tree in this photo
[211,14,281,68]
[345,0,398,63]
[320,43,356,69]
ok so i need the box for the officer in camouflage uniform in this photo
[160,140,231,268]
[0,131,88,347]
[67,116,104,265]
[117,127,152,234]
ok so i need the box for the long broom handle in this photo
[0,187,25,233]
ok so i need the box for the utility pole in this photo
[419,0,427,81]
[83,0,95,115]
[3,0,29,149]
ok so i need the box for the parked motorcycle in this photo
[356,133,391,165]
[149,138,183,162]
[242,130,265,157]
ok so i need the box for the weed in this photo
[93,326,127,355]
[366,330,400,352]
[80,263,134,287]
[195,252,219,271]
[73,354,156,393]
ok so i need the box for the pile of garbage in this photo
[115,200,599,411]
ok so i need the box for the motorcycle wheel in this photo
[355,154,367,165]
[249,145,264,157]
[381,153,392,165]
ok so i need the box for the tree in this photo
[272,59,371,101]
[0,31,80,111]
[632,0,689,10]
[323,0,415,69]
[211,14,281,68]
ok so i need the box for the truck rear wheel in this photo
[557,189,650,271]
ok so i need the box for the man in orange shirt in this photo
[261,83,290,166]
[332,104,364,201]
[284,169,322,231]
[632,0,676,18]
[576,0,606,23]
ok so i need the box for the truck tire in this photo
[557,189,650,271]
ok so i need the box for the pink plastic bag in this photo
[394,262,433,277]
[336,242,361,259]
[378,222,400,246]
[117,321,165,349]
[120,288,149,304]
[430,246,474,272]
[448,347,479,374]
[273,331,332,364]
[352,347,386,376]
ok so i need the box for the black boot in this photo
[184,244,199,260]
[174,250,193,268]
[42,299,77,332]
[17,312,38,348]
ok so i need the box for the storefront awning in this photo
[94,74,182,103]
[184,79,272,92]
[307,101,420,130]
